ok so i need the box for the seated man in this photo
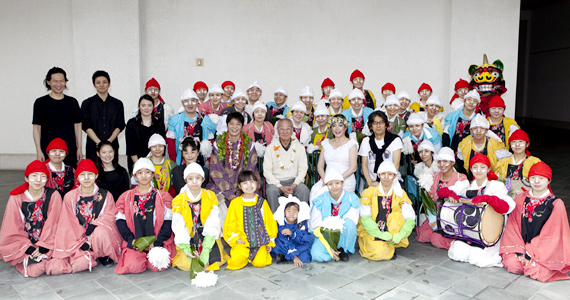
[263,119,310,212]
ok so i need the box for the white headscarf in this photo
[273,195,310,226]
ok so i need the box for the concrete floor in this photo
[0,125,568,299]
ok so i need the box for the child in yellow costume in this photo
[171,163,228,271]
[223,170,278,270]
[357,161,416,260]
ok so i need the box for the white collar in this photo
[185,189,202,201]
[242,195,257,202]
[49,161,65,172]
[350,107,363,117]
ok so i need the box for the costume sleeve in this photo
[172,213,190,246]
[262,146,281,187]
[207,148,237,202]
[91,192,117,229]
[32,98,43,125]
[81,100,93,131]
[202,196,221,238]
[0,197,34,264]
[222,198,250,248]
[244,144,263,196]
[495,148,512,161]
[294,147,308,186]
[262,200,278,246]
[401,203,416,221]
[35,191,63,251]
[499,194,525,257]
[115,191,135,247]
[308,202,323,231]
[155,220,173,247]
[292,227,315,245]
[201,116,216,141]
[485,181,515,214]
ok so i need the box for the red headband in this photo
[509,129,531,156]
[46,137,68,155]
[321,78,335,88]
[350,69,365,82]
[418,83,432,94]
[221,81,235,89]
[193,81,208,92]
[10,160,50,195]
[529,162,552,180]
[454,79,469,90]
[75,159,98,178]
[488,95,506,109]
[382,82,396,93]
[145,78,164,103]
[470,154,498,181]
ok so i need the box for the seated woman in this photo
[125,94,166,173]
[358,161,415,260]
[413,140,439,178]
[494,129,541,195]
[44,138,76,196]
[54,159,121,270]
[341,89,373,134]
[243,101,274,148]
[114,158,175,274]
[272,195,314,267]
[309,169,360,262]
[310,115,358,200]
[171,138,209,194]
[171,163,228,272]
[223,171,277,270]
[207,112,261,206]
[147,134,177,197]
[443,154,515,267]
[0,161,65,277]
[383,95,407,137]
[95,141,130,201]
[415,147,467,249]
[418,95,445,135]
[288,101,312,146]
[500,162,570,282]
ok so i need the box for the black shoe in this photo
[275,254,286,263]
[338,248,349,262]
[97,256,114,267]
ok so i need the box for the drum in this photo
[436,198,505,247]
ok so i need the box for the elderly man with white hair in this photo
[442,90,480,152]
[457,114,511,179]
[263,118,310,212]
[167,89,216,164]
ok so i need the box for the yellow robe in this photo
[223,196,277,270]
[171,189,229,271]
[457,136,505,172]
[494,155,541,179]
[357,186,413,260]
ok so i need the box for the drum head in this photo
[480,205,505,246]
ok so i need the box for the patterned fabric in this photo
[188,200,203,252]
[454,117,471,140]
[270,106,285,117]
[293,127,302,140]
[506,160,526,180]
[352,115,364,133]
[75,191,105,229]
[375,195,392,232]
[331,202,341,217]
[521,193,556,243]
[490,121,506,145]
[22,192,47,244]
[243,200,270,260]
[133,188,157,220]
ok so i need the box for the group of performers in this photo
[1,68,568,283]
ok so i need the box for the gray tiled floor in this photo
[0,125,569,299]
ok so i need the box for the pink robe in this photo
[54,186,122,272]
[500,191,570,282]
[243,121,274,145]
[416,171,467,249]
[0,189,70,277]
[198,101,228,115]
[114,188,175,274]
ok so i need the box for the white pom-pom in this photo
[147,247,171,271]
[208,114,220,125]
[321,216,345,233]
[254,142,266,158]
[200,140,213,158]
[349,132,357,141]
[191,271,218,288]
[402,137,414,155]
[362,124,372,136]
[306,144,319,154]
[417,173,434,190]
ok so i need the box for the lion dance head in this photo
[468,54,507,114]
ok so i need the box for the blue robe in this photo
[272,222,314,263]
[167,112,215,164]
[310,191,360,262]
[341,107,374,134]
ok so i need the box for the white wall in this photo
[0,0,521,169]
